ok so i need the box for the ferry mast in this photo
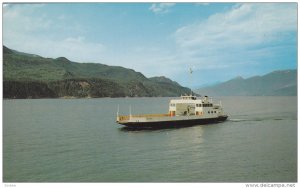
[189,67,193,96]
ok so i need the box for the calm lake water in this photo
[3,97,297,182]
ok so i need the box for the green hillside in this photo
[4,46,147,82]
[3,46,191,99]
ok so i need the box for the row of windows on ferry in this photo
[208,111,217,114]
[170,103,213,107]
[196,103,213,107]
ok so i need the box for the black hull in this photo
[119,115,228,130]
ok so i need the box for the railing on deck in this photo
[117,113,169,122]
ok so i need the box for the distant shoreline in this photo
[3,95,297,100]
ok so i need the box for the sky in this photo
[2,3,297,88]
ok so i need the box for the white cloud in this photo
[3,4,105,63]
[173,3,297,70]
[176,3,296,48]
[4,31,105,63]
[195,3,210,6]
[3,4,50,34]
[149,3,175,14]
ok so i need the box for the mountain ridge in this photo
[3,46,191,99]
[196,69,297,96]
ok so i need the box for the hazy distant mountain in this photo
[196,70,297,96]
[3,46,191,99]
[193,81,222,90]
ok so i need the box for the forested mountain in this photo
[3,46,191,99]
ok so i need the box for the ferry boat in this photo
[116,95,228,129]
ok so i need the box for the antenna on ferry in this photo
[189,67,193,96]
[117,104,119,117]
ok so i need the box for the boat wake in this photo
[229,118,267,122]
[229,116,294,123]
[228,118,248,122]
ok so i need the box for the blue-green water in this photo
[3,97,297,182]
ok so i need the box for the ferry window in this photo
[214,111,216,113]
[208,111,210,114]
